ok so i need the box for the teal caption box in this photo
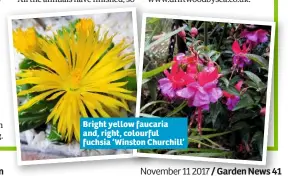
[80,117,188,149]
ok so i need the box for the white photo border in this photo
[8,7,139,166]
[134,13,276,166]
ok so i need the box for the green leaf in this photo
[231,121,250,130]
[19,58,38,70]
[209,102,222,127]
[116,64,137,91]
[70,19,81,29]
[244,71,266,90]
[231,110,258,124]
[229,75,241,85]
[188,138,215,149]
[251,131,264,158]
[244,71,262,85]
[232,94,254,111]
[166,101,187,117]
[19,99,58,115]
[203,137,222,148]
[197,64,204,72]
[126,76,137,91]
[220,77,229,87]
[209,50,221,62]
[151,107,166,115]
[221,50,233,58]
[146,17,160,25]
[142,78,151,85]
[186,37,193,43]
[240,127,250,146]
[119,76,137,91]
[17,84,32,94]
[146,23,160,46]
[56,19,80,38]
[142,62,172,79]
[47,125,62,142]
[19,100,50,115]
[147,79,158,101]
[190,128,217,132]
[220,69,230,76]
[140,100,168,112]
[139,113,160,118]
[245,54,269,69]
[190,130,234,141]
[196,45,205,51]
[245,80,258,89]
[223,85,240,96]
[145,25,187,51]
[19,112,48,132]
[98,42,115,61]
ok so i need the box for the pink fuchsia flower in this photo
[223,94,240,111]
[173,53,199,77]
[203,61,223,79]
[190,27,198,37]
[232,40,252,69]
[223,80,243,110]
[176,68,222,110]
[173,53,198,65]
[173,53,186,65]
[240,29,268,46]
[187,63,198,74]
[158,62,195,100]
[204,61,217,72]
[185,54,198,64]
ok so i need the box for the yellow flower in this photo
[75,18,95,37]
[16,19,136,142]
[13,27,38,56]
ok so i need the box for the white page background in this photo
[0,0,286,177]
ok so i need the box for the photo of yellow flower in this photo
[10,10,137,162]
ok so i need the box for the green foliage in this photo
[117,64,137,91]
[245,54,269,69]
[142,62,173,79]
[19,112,48,132]
[47,125,63,142]
[145,25,186,51]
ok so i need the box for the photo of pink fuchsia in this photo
[138,16,274,163]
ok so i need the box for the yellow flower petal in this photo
[18,89,58,112]
[13,27,38,56]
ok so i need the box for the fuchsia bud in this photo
[260,107,266,116]
[190,27,198,37]
[178,30,186,40]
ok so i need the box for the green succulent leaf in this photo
[19,112,48,132]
